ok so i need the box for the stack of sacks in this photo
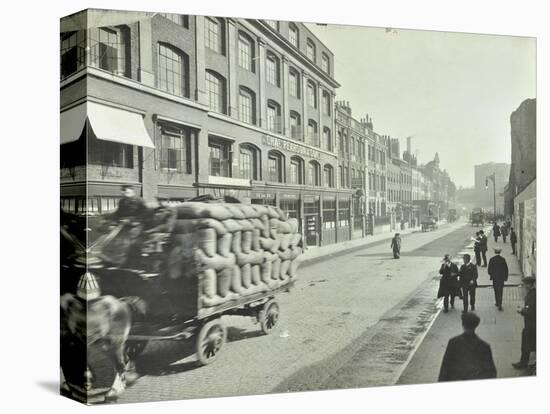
[172,202,303,308]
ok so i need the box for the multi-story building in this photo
[335,101,368,238]
[60,10,351,248]
[474,162,510,214]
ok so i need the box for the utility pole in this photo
[485,172,496,221]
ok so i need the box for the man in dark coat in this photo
[438,312,497,381]
[479,230,488,267]
[438,254,460,312]
[390,233,401,259]
[510,228,518,255]
[488,248,509,311]
[513,276,536,369]
[501,225,509,243]
[112,185,148,221]
[492,222,501,243]
[459,254,478,312]
[473,231,482,267]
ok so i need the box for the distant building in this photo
[474,162,510,213]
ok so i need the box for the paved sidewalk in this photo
[398,227,533,385]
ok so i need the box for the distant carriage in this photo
[470,208,484,227]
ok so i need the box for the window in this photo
[290,156,304,184]
[89,26,130,77]
[323,128,332,151]
[159,13,189,28]
[157,43,188,97]
[205,17,224,54]
[289,23,299,47]
[339,165,345,187]
[322,91,331,116]
[238,33,254,71]
[344,167,349,187]
[321,53,330,73]
[289,68,300,98]
[60,31,86,79]
[158,123,191,173]
[268,150,284,183]
[290,111,301,140]
[306,39,316,62]
[205,70,226,113]
[267,101,281,133]
[239,87,256,124]
[307,81,317,108]
[308,120,318,147]
[208,138,231,177]
[323,164,334,187]
[240,144,259,180]
[266,52,280,86]
[88,126,133,168]
[308,161,321,186]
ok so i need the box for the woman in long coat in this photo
[390,233,402,259]
[438,254,461,312]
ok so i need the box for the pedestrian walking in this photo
[479,230,488,267]
[501,225,509,243]
[513,276,536,369]
[458,254,478,312]
[473,231,482,267]
[437,254,460,312]
[492,222,501,243]
[390,233,401,259]
[438,312,497,381]
[510,228,518,255]
[488,248,508,311]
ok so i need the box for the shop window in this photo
[323,198,336,229]
[88,125,133,168]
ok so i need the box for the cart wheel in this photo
[259,299,280,335]
[196,319,226,366]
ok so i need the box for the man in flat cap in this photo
[488,248,509,311]
[513,276,536,369]
[438,312,497,381]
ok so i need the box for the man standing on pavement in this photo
[479,230,488,267]
[459,254,478,312]
[438,312,497,381]
[438,254,460,313]
[488,248,508,311]
[513,276,536,370]
[390,233,401,259]
[501,224,509,244]
[510,228,518,255]
[492,222,501,243]
[473,231,482,267]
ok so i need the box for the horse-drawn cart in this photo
[421,215,438,232]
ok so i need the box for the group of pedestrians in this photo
[436,222,536,381]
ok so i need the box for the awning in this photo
[87,102,154,148]
[60,103,86,144]
[60,102,155,148]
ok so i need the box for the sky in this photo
[307,23,536,188]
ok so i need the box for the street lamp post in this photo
[485,172,496,221]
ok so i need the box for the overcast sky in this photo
[307,23,536,188]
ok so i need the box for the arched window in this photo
[308,161,321,186]
[289,67,300,98]
[290,111,301,140]
[205,17,225,54]
[266,51,280,87]
[157,43,189,97]
[307,119,318,147]
[289,23,299,48]
[307,81,317,108]
[238,32,255,72]
[321,52,330,74]
[323,164,334,188]
[323,127,332,151]
[239,143,260,180]
[267,150,285,183]
[239,86,256,124]
[289,156,304,185]
[205,70,226,113]
[267,100,281,133]
[322,90,331,116]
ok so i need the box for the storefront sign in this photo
[262,134,322,160]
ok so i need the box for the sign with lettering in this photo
[262,134,322,160]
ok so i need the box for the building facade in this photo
[60,11,359,248]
